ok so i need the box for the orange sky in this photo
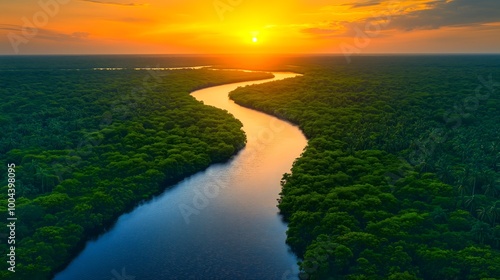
[1,0,499,54]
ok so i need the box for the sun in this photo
[250,31,260,44]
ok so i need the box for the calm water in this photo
[54,72,306,280]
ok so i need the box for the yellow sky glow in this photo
[0,0,499,54]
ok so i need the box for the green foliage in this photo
[230,55,500,279]
[0,66,272,279]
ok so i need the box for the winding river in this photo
[54,71,306,280]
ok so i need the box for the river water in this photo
[54,71,306,280]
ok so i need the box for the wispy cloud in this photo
[349,1,382,8]
[35,30,90,41]
[79,0,148,7]
[300,21,352,38]
[301,28,338,35]
[389,0,500,30]
[0,24,22,32]
[302,0,500,38]
[1,25,90,42]
[116,17,155,23]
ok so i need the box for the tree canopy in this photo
[0,64,273,279]
[230,55,500,279]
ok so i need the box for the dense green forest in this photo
[0,66,273,279]
[229,55,500,279]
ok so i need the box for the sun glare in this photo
[252,37,258,43]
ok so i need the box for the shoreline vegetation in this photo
[0,54,499,279]
[229,55,500,279]
[0,67,273,279]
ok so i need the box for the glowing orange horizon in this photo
[1,0,499,55]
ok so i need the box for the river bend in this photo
[54,71,306,280]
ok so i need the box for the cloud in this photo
[117,17,155,23]
[349,1,382,8]
[34,30,90,41]
[300,21,352,38]
[302,0,500,39]
[389,0,500,30]
[0,25,90,42]
[301,28,338,35]
[79,0,148,7]
[71,32,90,39]
[0,24,22,32]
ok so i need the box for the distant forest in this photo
[230,55,500,279]
[0,67,272,279]
[1,55,499,280]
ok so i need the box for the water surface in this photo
[54,71,306,280]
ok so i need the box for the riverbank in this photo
[52,70,306,280]
[0,63,280,280]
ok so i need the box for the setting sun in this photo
[1,1,499,55]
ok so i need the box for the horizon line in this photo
[1,52,500,57]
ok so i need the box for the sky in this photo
[0,0,499,54]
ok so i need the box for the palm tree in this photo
[35,165,50,193]
[27,159,39,173]
[464,195,477,212]
[488,141,498,155]
[470,221,492,244]
[483,182,499,198]
[453,166,467,189]
[436,159,453,184]
[466,166,479,197]
[456,184,467,207]
[487,201,500,226]
[477,206,487,222]
[481,172,499,197]
[493,225,500,249]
